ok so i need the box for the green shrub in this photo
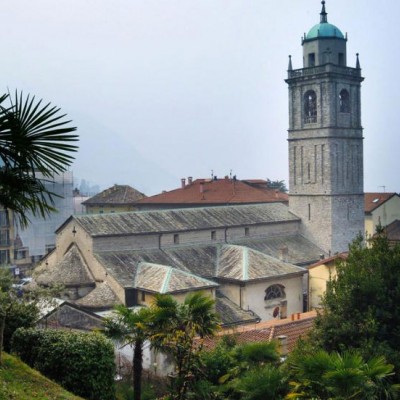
[11,328,115,400]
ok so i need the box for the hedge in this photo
[11,328,115,400]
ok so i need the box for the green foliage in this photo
[0,91,78,227]
[11,328,115,400]
[266,178,288,193]
[233,341,279,365]
[313,235,400,373]
[286,348,400,399]
[104,305,153,400]
[151,292,220,400]
[231,364,287,400]
[0,352,83,400]
[3,300,38,352]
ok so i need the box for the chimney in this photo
[181,178,186,188]
[279,246,288,262]
[277,335,288,358]
[188,176,193,185]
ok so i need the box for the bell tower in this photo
[286,1,364,254]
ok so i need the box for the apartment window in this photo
[211,231,216,240]
[0,249,10,264]
[141,292,146,302]
[174,234,180,244]
[244,227,250,237]
[338,52,344,66]
[0,211,9,227]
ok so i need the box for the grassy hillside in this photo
[0,353,84,400]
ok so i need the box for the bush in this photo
[11,328,115,400]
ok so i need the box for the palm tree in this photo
[0,91,78,227]
[104,305,153,400]
[286,349,400,399]
[151,292,220,400]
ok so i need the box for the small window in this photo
[244,227,250,237]
[338,53,344,66]
[308,204,311,221]
[264,284,286,301]
[304,90,317,123]
[173,234,179,244]
[99,210,104,214]
[211,231,216,240]
[141,292,145,302]
[339,89,350,113]
[308,53,315,67]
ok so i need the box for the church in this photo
[33,1,364,326]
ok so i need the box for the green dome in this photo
[307,22,344,40]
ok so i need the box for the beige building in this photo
[82,184,146,214]
[364,193,400,239]
[307,253,347,310]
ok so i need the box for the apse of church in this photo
[286,1,364,254]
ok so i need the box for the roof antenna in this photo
[320,0,328,23]
[211,169,214,179]
[378,185,386,193]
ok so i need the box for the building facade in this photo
[286,1,364,254]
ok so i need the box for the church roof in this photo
[35,244,95,287]
[71,203,298,237]
[135,178,288,206]
[82,184,146,206]
[75,282,120,310]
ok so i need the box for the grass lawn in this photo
[0,353,83,400]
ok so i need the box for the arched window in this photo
[304,90,317,123]
[264,284,286,301]
[339,89,350,113]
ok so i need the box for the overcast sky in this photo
[3,1,399,195]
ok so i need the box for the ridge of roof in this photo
[83,184,146,205]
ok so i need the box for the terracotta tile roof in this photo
[135,178,288,206]
[364,192,397,214]
[202,311,317,352]
[307,252,348,270]
[383,220,400,242]
[83,184,146,206]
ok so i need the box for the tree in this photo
[0,91,78,227]
[104,305,153,400]
[151,292,220,400]
[266,179,288,193]
[0,269,13,364]
[286,349,400,399]
[312,234,400,374]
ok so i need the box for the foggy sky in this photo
[3,1,399,195]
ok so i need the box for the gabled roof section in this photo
[307,252,348,270]
[135,262,218,293]
[82,184,146,206]
[216,291,260,326]
[35,244,95,287]
[217,245,305,282]
[75,282,120,310]
[365,192,398,214]
[74,203,298,237]
[135,178,288,206]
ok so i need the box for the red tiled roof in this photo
[202,311,317,352]
[307,252,348,270]
[136,178,288,205]
[364,192,397,214]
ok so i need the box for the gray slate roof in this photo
[82,185,146,205]
[72,203,299,236]
[35,245,95,287]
